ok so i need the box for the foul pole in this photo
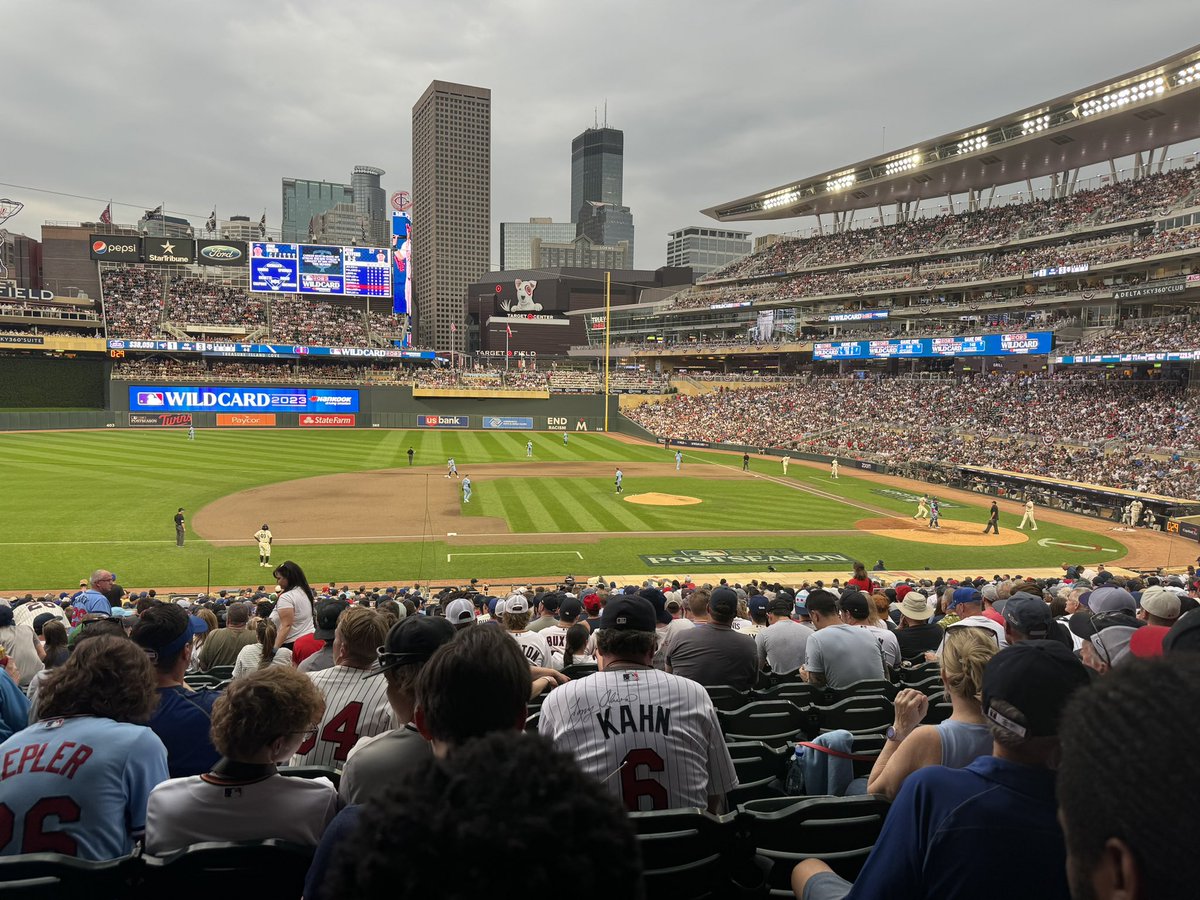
[603,270,611,432]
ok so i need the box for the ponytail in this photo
[257,619,278,669]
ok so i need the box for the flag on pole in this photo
[207,209,217,232]
[505,323,512,338]
[258,212,266,237]
[99,203,112,225]
[145,204,163,219]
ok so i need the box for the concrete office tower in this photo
[351,165,388,246]
[500,218,576,270]
[571,126,623,223]
[412,80,491,351]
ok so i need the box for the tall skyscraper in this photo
[282,178,353,243]
[412,80,491,352]
[571,126,623,222]
[351,165,388,246]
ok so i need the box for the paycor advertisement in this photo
[128,386,359,413]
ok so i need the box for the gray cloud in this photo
[5,1,1196,267]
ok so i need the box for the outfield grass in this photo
[0,429,1127,590]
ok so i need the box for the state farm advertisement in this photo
[299,414,356,427]
[217,413,277,427]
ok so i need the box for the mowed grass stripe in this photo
[552,479,609,532]
[489,478,540,533]
[506,477,571,532]
[536,478,600,532]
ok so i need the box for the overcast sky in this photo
[5,1,1196,268]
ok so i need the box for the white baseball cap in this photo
[445,598,475,625]
[506,595,531,615]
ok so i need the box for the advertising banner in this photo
[1177,521,1200,543]
[546,416,569,431]
[418,415,469,429]
[107,339,435,360]
[299,414,355,427]
[216,413,277,427]
[1112,279,1186,300]
[196,240,248,267]
[89,234,141,262]
[483,416,534,430]
[143,237,195,265]
[392,211,411,315]
[814,331,1052,361]
[128,386,359,413]
[1051,351,1198,364]
[129,412,192,427]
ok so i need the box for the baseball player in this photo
[254,524,273,567]
[928,499,940,529]
[526,440,533,458]
[188,425,195,441]
[1130,499,1144,528]
[742,453,750,472]
[1018,499,1038,531]
[563,433,569,447]
[830,458,839,479]
[407,447,414,466]
[675,450,683,471]
[615,468,623,494]
[538,596,738,812]
[174,508,185,547]
[446,457,458,479]
[914,494,930,520]
[782,455,791,475]
[462,476,472,504]
[983,500,1000,534]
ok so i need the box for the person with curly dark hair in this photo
[331,732,644,899]
[0,636,167,860]
[1058,655,1200,900]
[303,627,533,900]
[144,666,336,854]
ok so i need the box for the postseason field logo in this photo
[870,488,961,508]
[639,549,854,567]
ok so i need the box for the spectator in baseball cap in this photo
[1070,611,1144,674]
[1058,656,1200,900]
[1003,594,1073,649]
[444,597,475,630]
[528,591,562,632]
[665,586,758,690]
[297,599,350,674]
[1087,585,1137,616]
[1137,585,1180,627]
[793,641,1088,900]
[756,595,812,676]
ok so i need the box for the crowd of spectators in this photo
[268,299,369,346]
[705,164,1200,283]
[627,373,1200,496]
[164,278,266,332]
[1070,317,1200,355]
[0,564,1197,898]
[102,266,165,338]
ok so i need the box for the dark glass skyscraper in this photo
[571,127,623,223]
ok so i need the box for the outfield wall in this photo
[0,356,107,409]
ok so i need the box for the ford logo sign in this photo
[200,244,242,261]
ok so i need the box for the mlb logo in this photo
[138,392,164,406]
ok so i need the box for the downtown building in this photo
[666,226,752,277]
[412,80,491,352]
[571,125,634,264]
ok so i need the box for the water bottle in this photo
[785,745,806,796]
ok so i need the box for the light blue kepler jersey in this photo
[0,716,168,860]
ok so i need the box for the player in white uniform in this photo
[526,440,534,458]
[0,636,168,860]
[540,596,737,812]
[563,432,569,447]
[188,425,195,441]
[446,457,458,479]
[1018,500,1038,531]
[914,494,929,520]
[254,524,273,567]
[292,608,393,769]
[675,450,683,471]
[830,458,839,479]
[782,455,791,475]
[503,595,557,670]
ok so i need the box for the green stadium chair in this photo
[206,665,235,681]
[141,839,313,900]
[560,663,598,679]
[812,696,893,736]
[726,741,791,783]
[903,674,944,696]
[629,809,761,900]
[525,711,540,734]
[0,853,136,898]
[719,700,809,744]
[823,679,898,703]
[899,661,940,683]
[754,682,819,707]
[705,684,753,713]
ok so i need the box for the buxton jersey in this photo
[540,625,570,661]
[539,667,737,811]
[0,716,168,860]
[510,630,557,670]
[292,666,393,768]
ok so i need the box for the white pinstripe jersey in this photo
[291,665,394,768]
[538,667,737,811]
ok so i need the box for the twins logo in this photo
[500,279,542,313]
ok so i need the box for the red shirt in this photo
[847,576,874,593]
[982,608,1006,627]
[291,632,325,666]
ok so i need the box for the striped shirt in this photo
[291,666,394,768]
[539,667,737,811]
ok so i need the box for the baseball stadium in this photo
[2,33,1200,900]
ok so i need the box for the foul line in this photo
[448,550,584,562]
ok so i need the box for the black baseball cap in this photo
[708,587,738,619]
[559,597,584,622]
[639,587,672,625]
[981,641,1089,738]
[540,592,562,614]
[838,592,870,620]
[1003,595,1052,639]
[363,616,456,679]
[313,599,349,641]
[599,596,657,633]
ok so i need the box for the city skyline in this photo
[4,3,1198,271]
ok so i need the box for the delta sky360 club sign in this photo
[638,549,853,567]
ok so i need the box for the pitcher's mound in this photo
[855,517,1028,546]
[625,492,703,507]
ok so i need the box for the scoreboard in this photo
[248,242,391,297]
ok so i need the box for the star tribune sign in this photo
[144,238,194,265]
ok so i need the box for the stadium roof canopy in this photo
[703,44,1200,223]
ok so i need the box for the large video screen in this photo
[128,385,359,413]
[248,242,391,297]
[813,331,1052,361]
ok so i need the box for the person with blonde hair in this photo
[144,666,336,853]
[864,625,997,800]
[232,619,293,678]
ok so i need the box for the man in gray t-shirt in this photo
[666,587,758,691]
[800,590,885,689]
[756,597,813,675]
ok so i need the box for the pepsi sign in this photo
[89,234,141,262]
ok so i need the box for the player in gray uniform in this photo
[462,476,472,504]
[539,596,737,812]
[615,468,623,494]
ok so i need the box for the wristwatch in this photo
[886,726,903,742]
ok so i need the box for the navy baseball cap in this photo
[364,616,456,678]
[748,595,770,617]
[982,641,1089,738]
[1003,595,1052,639]
[639,588,672,625]
[599,596,657,633]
